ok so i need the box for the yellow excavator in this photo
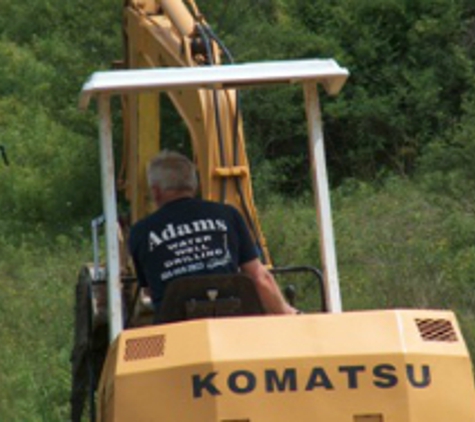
[71,1,475,421]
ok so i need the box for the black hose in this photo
[195,23,227,202]
[201,25,267,263]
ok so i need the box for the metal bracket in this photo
[91,215,106,281]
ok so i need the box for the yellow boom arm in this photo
[121,0,271,263]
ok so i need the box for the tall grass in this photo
[0,225,90,421]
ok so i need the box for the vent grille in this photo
[415,318,458,342]
[124,334,166,361]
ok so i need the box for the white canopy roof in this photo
[79,58,349,109]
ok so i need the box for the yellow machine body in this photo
[97,309,475,421]
[74,2,475,421]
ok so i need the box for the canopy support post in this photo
[303,82,342,313]
[98,94,123,340]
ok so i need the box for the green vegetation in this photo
[1,0,475,420]
[0,229,90,421]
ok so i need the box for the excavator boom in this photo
[121,0,271,263]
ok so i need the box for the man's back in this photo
[129,197,258,311]
[129,150,295,317]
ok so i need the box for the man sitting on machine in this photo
[128,150,297,322]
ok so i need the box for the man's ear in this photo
[151,185,162,205]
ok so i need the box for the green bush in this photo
[418,93,475,210]
[0,98,101,229]
[221,0,475,182]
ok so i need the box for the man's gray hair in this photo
[147,150,198,192]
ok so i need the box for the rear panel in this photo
[97,310,475,422]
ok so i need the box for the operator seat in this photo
[157,273,265,323]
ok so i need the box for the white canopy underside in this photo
[79,59,349,108]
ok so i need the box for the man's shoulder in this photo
[129,212,159,244]
[198,198,238,213]
[131,212,157,231]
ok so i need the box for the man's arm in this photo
[240,258,297,315]
[128,225,152,298]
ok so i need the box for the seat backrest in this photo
[157,273,265,323]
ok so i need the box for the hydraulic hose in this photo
[195,23,228,202]
[201,25,267,263]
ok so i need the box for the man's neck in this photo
[158,190,194,208]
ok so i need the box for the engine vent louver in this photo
[124,334,166,361]
[415,318,458,342]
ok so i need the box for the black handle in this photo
[0,145,9,166]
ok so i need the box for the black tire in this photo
[70,266,108,422]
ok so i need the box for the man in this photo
[129,150,296,318]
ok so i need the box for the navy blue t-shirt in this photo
[128,197,258,312]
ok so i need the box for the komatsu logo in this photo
[192,364,431,398]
